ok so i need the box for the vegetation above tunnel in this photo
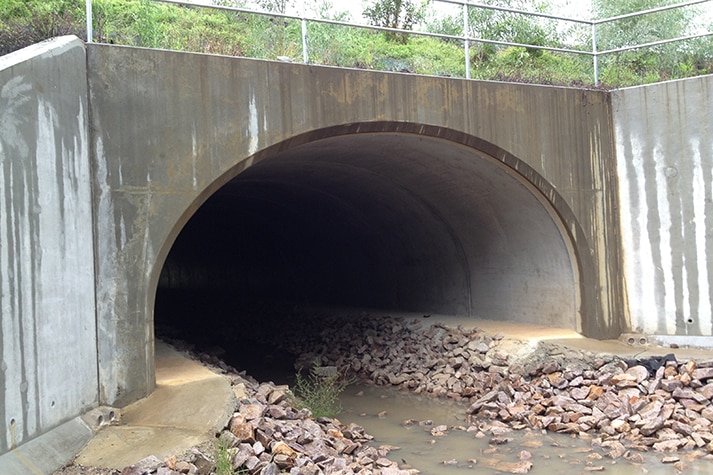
[1,0,712,88]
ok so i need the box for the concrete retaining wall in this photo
[0,37,97,456]
[612,76,713,337]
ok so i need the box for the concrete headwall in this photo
[86,44,622,406]
[612,76,713,337]
[0,37,97,454]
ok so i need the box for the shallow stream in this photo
[337,383,712,475]
[159,320,713,475]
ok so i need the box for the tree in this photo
[593,0,697,49]
[592,0,705,83]
[305,0,352,21]
[467,0,560,58]
[363,0,429,43]
[423,0,594,85]
[425,0,562,59]
[214,0,292,14]
[256,0,292,14]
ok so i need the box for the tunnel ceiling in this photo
[159,132,579,330]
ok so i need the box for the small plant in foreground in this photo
[214,433,233,475]
[289,363,352,419]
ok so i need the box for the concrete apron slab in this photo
[73,342,235,470]
[0,418,93,475]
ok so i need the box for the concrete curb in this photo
[0,417,93,475]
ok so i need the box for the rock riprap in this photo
[219,378,413,474]
[273,313,713,462]
[105,312,713,474]
[118,369,416,475]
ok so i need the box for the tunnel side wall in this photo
[86,44,623,405]
[612,76,713,337]
[0,37,98,454]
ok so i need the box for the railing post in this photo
[301,0,308,63]
[463,1,470,79]
[591,23,598,86]
[86,0,93,43]
[302,18,308,63]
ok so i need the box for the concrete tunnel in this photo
[154,131,581,350]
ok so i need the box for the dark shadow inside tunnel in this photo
[154,132,580,378]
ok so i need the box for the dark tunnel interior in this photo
[154,133,579,379]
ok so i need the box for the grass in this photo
[214,433,233,475]
[289,363,352,419]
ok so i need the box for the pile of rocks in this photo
[112,312,713,474]
[117,368,416,475]
[274,313,713,461]
[219,377,413,475]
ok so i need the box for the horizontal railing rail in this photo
[85,0,713,85]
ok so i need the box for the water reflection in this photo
[338,384,712,475]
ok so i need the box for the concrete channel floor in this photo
[72,317,713,471]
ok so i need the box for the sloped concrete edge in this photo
[0,417,93,475]
[74,342,236,470]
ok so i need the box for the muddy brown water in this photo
[337,383,713,475]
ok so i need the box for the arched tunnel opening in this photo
[154,132,580,381]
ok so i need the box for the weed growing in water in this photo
[290,364,352,419]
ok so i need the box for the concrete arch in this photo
[89,45,622,406]
[153,122,595,341]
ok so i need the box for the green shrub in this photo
[0,0,84,55]
[289,364,352,419]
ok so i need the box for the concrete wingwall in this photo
[0,37,98,454]
[612,77,713,338]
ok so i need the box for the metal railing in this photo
[85,0,713,85]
